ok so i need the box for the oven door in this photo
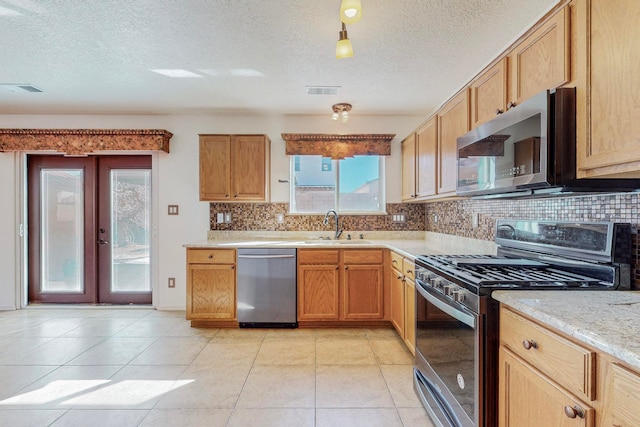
[414,279,479,427]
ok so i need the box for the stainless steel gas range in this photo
[413,219,632,427]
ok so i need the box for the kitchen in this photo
[1,0,640,426]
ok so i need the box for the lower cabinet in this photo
[389,251,416,355]
[499,305,640,426]
[186,249,236,323]
[298,248,385,324]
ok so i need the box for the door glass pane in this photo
[291,155,336,213]
[40,169,84,293]
[111,169,151,293]
[338,156,383,212]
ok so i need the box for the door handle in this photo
[98,239,109,245]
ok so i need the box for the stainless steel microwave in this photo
[456,87,639,198]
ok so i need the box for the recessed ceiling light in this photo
[0,84,42,93]
[0,6,21,16]
[306,86,341,96]
[149,69,203,78]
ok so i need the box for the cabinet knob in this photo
[234,195,238,198]
[345,266,349,270]
[522,339,538,350]
[507,101,517,109]
[563,405,585,419]
[225,194,229,198]
[495,108,504,115]
[208,254,213,259]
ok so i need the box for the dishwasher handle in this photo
[237,254,296,259]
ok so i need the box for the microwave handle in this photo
[416,280,476,328]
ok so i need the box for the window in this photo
[290,155,385,214]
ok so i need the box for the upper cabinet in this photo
[575,0,640,178]
[438,90,469,196]
[470,58,508,128]
[199,134,270,202]
[507,7,570,108]
[401,117,437,201]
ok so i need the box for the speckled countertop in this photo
[183,231,498,260]
[493,290,640,371]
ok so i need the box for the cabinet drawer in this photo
[390,251,404,271]
[298,249,339,265]
[500,307,595,400]
[187,249,236,264]
[343,249,384,264]
[402,258,415,281]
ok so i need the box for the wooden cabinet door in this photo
[438,90,469,195]
[471,58,508,128]
[199,135,231,201]
[232,135,269,201]
[499,348,594,427]
[575,0,640,178]
[342,264,384,320]
[400,132,417,201]
[602,363,640,426]
[187,264,236,320]
[389,267,405,336]
[404,277,416,355]
[297,265,340,320]
[415,118,437,198]
[508,7,570,107]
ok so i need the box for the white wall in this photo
[0,112,422,310]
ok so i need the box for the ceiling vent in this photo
[306,86,340,96]
[0,84,43,93]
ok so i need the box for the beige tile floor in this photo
[0,308,435,427]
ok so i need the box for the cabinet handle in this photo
[563,405,585,419]
[406,269,413,275]
[522,339,538,350]
[392,260,398,265]
[495,108,504,115]
[507,101,517,109]
[397,274,403,280]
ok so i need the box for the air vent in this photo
[0,84,43,93]
[306,86,340,96]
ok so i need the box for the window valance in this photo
[282,133,394,160]
[0,129,173,156]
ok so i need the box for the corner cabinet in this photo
[186,248,237,326]
[575,0,640,178]
[297,248,385,325]
[199,134,270,201]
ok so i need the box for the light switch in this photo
[224,212,232,223]
[217,213,224,223]
[168,205,179,215]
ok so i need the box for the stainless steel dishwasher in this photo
[236,248,297,328]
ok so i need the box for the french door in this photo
[28,155,152,304]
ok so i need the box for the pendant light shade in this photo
[340,0,362,24]
[336,23,353,59]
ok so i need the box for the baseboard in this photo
[0,305,17,311]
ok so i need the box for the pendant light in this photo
[335,23,353,59]
[340,0,362,24]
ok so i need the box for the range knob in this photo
[431,278,444,288]
[444,284,457,296]
[452,290,466,303]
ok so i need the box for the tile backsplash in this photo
[208,193,639,288]
[208,203,426,232]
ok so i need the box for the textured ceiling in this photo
[0,0,557,116]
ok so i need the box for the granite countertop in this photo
[183,231,498,260]
[493,290,640,371]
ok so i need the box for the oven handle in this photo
[413,368,460,427]
[416,280,476,328]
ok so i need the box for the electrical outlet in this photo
[224,212,232,223]
[277,213,284,223]
[168,205,179,215]
[217,213,224,223]
[168,277,175,288]
[434,214,439,224]
[472,212,480,228]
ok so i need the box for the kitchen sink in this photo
[302,240,371,245]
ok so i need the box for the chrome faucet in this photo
[323,209,343,240]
